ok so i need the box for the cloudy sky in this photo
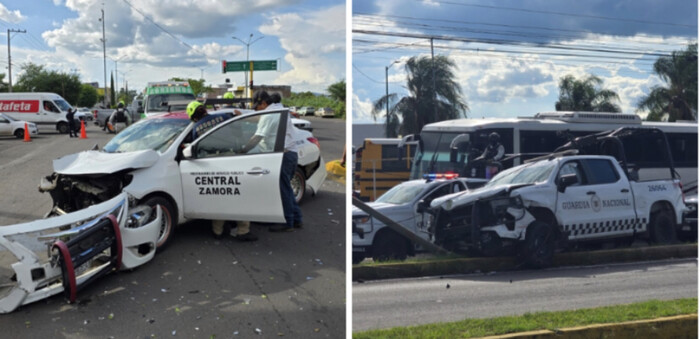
[0,0,345,96]
[352,0,697,124]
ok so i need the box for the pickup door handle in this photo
[620,189,629,193]
[247,168,270,175]
[586,191,596,195]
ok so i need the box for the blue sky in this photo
[352,0,698,124]
[0,0,345,96]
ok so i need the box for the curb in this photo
[353,244,697,281]
[477,314,698,338]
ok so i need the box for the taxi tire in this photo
[649,208,677,244]
[14,129,23,139]
[521,221,554,269]
[372,231,408,262]
[292,168,306,204]
[144,196,177,252]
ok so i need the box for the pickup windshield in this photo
[484,161,556,188]
[103,118,190,153]
[375,182,425,204]
[146,93,195,113]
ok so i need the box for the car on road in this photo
[39,108,326,251]
[0,113,38,139]
[298,106,315,116]
[75,107,93,122]
[352,175,487,264]
[315,107,335,118]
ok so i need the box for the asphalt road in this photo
[352,258,698,331]
[0,116,347,337]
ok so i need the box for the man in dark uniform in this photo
[66,108,77,137]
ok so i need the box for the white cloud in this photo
[352,93,376,122]
[0,3,25,23]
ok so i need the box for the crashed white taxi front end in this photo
[0,192,161,313]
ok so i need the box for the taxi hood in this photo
[53,150,159,175]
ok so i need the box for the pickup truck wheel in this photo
[649,209,677,244]
[352,253,366,265]
[144,196,177,252]
[14,129,24,139]
[520,221,554,268]
[372,231,408,262]
[291,168,306,204]
[57,122,69,134]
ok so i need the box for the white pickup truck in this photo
[428,152,686,268]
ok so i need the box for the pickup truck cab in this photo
[429,153,686,267]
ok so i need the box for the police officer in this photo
[108,101,131,133]
[478,132,505,179]
[186,101,257,242]
[66,108,77,137]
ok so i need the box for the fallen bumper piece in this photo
[0,192,161,313]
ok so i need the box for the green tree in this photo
[110,73,116,108]
[637,43,697,122]
[327,80,346,102]
[170,77,211,97]
[0,73,7,92]
[555,75,621,112]
[77,84,98,107]
[372,55,468,137]
[14,63,82,104]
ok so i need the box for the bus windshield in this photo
[409,131,470,179]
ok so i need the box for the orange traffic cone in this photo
[80,120,87,139]
[23,123,31,142]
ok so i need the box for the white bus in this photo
[404,112,697,192]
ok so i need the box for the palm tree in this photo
[637,43,697,122]
[327,80,346,102]
[555,75,621,112]
[372,55,468,137]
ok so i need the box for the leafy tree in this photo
[555,75,621,112]
[637,43,697,122]
[14,63,81,104]
[110,73,115,108]
[372,55,468,137]
[0,73,8,92]
[170,77,211,97]
[327,80,346,102]
[77,84,98,107]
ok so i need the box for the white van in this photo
[0,92,72,133]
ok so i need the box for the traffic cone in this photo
[23,123,31,142]
[80,120,87,139]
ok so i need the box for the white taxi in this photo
[0,113,38,139]
[39,108,326,250]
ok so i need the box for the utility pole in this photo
[430,38,436,121]
[232,34,264,98]
[385,60,398,138]
[6,29,26,92]
[99,8,107,107]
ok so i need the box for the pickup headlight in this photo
[352,215,373,235]
[488,196,525,223]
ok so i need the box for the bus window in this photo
[667,133,698,167]
[353,139,416,201]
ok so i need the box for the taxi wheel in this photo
[291,168,306,204]
[649,208,677,244]
[372,231,408,262]
[520,221,554,269]
[14,129,24,139]
[144,196,177,252]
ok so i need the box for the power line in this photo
[416,0,697,28]
[352,63,385,84]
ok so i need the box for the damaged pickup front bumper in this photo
[0,192,161,313]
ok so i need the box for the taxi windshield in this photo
[375,182,425,205]
[103,118,190,153]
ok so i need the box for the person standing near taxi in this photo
[186,101,258,242]
[241,90,302,232]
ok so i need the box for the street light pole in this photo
[385,60,399,138]
[6,28,26,92]
[232,34,264,98]
[100,8,107,107]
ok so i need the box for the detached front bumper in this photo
[0,192,161,313]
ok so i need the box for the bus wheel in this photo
[372,231,408,262]
[649,208,677,244]
[520,221,554,268]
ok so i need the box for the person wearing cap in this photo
[241,90,302,232]
[66,107,77,137]
[108,100,132,133]
[221,92,235,109]
[186,101,258,242]
[476,132,505,179]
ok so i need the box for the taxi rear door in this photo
[179,110,287,222]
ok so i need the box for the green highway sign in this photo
[222,60,278,73]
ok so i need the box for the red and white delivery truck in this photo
[0,92,73,134]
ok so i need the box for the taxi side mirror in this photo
[182,144,194,159]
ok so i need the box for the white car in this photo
[75,108,93,122]
[39,108,326,250]
[314,107,335,118]
[0,113,38,139]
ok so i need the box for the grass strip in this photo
[353,298,697,339]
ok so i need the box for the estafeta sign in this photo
[0,100,39,113]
